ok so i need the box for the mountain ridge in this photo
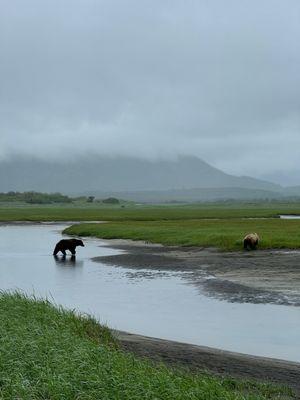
[0,155,282,197]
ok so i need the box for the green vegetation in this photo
[0,293,293,399]
[64,218,300,250]
[0,191,72,204]
[102,197,120,204]
[2,201,300,250]
[0,192,128,206]
[1,201,300,221]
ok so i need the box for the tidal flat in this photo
[93,240,300,306]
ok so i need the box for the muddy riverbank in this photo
[116,330,300,394]
[94,240,300,306]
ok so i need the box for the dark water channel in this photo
[0,224,299,362]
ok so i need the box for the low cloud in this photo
[0,0,299,182]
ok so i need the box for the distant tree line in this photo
[0,191,72,204]
[102,197,120,204]
[78,196,120,204]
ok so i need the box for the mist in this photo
[0,0,299,183]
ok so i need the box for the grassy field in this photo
[1,202,300,250]
[64,218,300,250]
[0,292,293,399]
[1,201,300,222]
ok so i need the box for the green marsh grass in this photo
[0,293,293,399]
[1,201,300,221]
[64,218,300,250]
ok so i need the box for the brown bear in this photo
[243,233,259,250]
[53,239,84,255]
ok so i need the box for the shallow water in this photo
[280,215,300,219]
[0,224,299,362]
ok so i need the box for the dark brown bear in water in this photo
[53,239,84,255]
[243,233,259,250]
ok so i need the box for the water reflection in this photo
[54,254,84,268]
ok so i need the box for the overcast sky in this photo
[0,0,299,183]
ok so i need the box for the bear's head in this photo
[74,239,85,247]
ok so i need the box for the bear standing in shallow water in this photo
[243,233,259,250]
[53,239,84,255]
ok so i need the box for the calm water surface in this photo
[280,215,300,219]
[0,224,299,362]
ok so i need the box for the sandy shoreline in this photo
[115,330,300,394]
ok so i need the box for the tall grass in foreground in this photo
[64,218,300,250]
[0,293,293,399]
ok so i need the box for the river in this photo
[0,223,299,362]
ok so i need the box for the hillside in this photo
[0,155,281,197]
[87,187,284,203]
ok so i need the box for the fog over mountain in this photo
[1,1,300,185]
[0,155,283,195]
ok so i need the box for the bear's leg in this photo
[61,249,66,255]
[53,244,60,255]
[244,239,249,250]
[69,246,76,255]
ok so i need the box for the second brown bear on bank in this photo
[243,233,259,250]
[53,239,84,255]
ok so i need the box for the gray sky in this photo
[0,0,299,183]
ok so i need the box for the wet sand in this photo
[94,240,300,306]
[116,330,300,395]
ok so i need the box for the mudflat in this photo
[94,240,300,306]
[116,330,300,395]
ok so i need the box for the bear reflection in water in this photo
[53,254,84,268]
